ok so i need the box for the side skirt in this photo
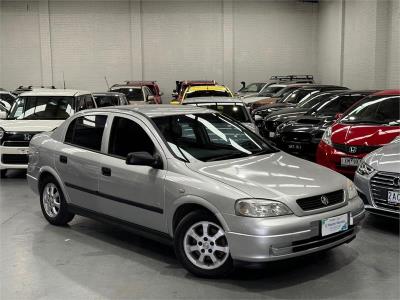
[68,204,173,246]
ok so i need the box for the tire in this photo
[174,210,234,278]
[40,176,74,226]
[0,169,7,178]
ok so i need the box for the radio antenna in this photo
[104,76,110,90]
[62,71,66,89]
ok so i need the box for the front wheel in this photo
[174,210,234,278]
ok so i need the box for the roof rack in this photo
[269,75,314,81]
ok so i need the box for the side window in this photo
[376,97,400,122]
[108,117,155,158]
[85,95,95,109]
[65,115,107,151]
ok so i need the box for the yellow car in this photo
[171,85,234,104]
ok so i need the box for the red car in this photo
[112,81,163,104]
[316,90,400,177]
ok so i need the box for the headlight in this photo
[346,180,357,200]
[356,161,375,176]
[235,199,293,217]
[0,127,4,140]
[321,126,332,146]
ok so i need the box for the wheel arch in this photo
[37,167,70,203]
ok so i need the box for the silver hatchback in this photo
[27,105,365,277]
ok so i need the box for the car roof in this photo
[19,89,91,97]
[110,86,142,90]
[84,104,213,118]
[93,92,125,96]
[187,85,228,92]
[182,97,243,104]
[371,89,400,96]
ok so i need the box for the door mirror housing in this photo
[126,152,163,169]
[159,92,164,96]
[254,114,263,122]
[335,113,343,120]
[146,95,155,103]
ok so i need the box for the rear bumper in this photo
[0,146,29,170]
[225,201,365,262]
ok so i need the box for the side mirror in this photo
[159,92,164,96]
[126,152,163,169]
[254,115,263,122]
[146,95,155,103]
[241,81,246,88]
[335,113,343,120]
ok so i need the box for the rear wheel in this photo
[40,177,74,225]
[174,210,234,278]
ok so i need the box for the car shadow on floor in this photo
[31,214,361,299]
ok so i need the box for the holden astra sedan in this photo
[27,105,365,277]
[317,90,400,178]
[354,137,400,219]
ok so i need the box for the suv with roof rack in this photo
[0,89,96,177]
[237,75,314,98]
[12,85,57,96]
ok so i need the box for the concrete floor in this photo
[1,170,399,300]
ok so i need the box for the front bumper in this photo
[354,172,400,219]
[0,145,29,170]
[224,198,365,262]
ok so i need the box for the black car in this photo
[92,92,129,107]
[261,90,343,139]
[251,85,349,118]
[275,90,378,159]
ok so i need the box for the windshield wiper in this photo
[206,151,248,162]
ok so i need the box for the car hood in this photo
[331,123,400,146]
[0,120,64,132]
[242,96,276,104]
[364,142,400,173]
[187,152,347,214]
[265,108,309,122]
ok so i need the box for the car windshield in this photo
[341,95,400,125]
[153,113,277,162]
[281,89,313,104]
[258,86,284,97]
[8,96,75,120]
[185,90,231,98]
[312,94,367,115]
[239,83,265,93]
[111,88,143,102]
[0,93,16,105]
[195,103,251,122]
[297,92,333,109]
[93,95,120,107]
[274,86,301,98]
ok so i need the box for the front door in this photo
[98,115,167,232]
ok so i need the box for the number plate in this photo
[321,213,349,237]
[269,132,275,138]
[388,191,400,204]
[287,143,302,151]
[340,157,360,167]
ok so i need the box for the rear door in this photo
[55,113,108,210]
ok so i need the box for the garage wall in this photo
[1,0,399,97]
[317,0,400,90]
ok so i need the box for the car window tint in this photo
[65,115,107,151]
[108,117,155,158]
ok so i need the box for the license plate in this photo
[269,132,275,138]
[321,213,349,237]
[287,143,302,151]
[388,191,400,204]
[340,157,360,167]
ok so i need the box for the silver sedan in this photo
[354,137,400,219]
[27,105,365,277]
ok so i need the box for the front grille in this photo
[2,141,30,147]
[297,190,344,211]
[1,154,29,164]
[333,143,379,155]
[282,132,311,143]
[2,131,40,144]
[370,172,400,211]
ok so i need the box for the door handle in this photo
[101,167,111,176]
[60,155,67,164]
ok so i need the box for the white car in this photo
[0,89,96,178]
[241,84,287,105]
[0,90,17,111]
